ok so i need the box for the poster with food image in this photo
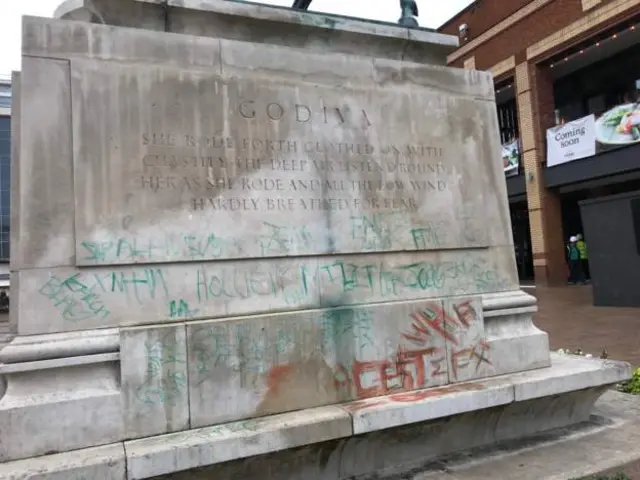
[595,102,640,151]
[546,115,596,167]
[502,139,520,177]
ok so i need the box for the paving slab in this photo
[533,285,640,366]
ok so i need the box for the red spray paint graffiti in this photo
[342,381,487,412]
[402,300,492,380]
[327,300,491,399]
[263,299,492,404]
[350,346,443,398]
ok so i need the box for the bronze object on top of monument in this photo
[291,0,419,28]
[291,0,313,10]
[398,0,419,27]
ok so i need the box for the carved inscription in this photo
[139,129,446,214]
[73,68,490,265]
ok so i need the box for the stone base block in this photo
[0,323,14,352]
[413,389,640,479]
[0,355,630,479]
[127,405,352,479]
[0,444,125,480]
[124,353,628,479]
[482,290,550,377]
[0,327,13,398]
[0,291,544,464]
[0,329,122,462]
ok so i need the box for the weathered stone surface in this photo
[14,16,516,338]
[0,329,124,463]
[8,71,20,338]
[120,324,189,438]
[341,353,631,436]
[415,391,640,480]
[23,15,223,70]
[125,405,353,479]
[0,1,632,475]
[0,358,123,462]
[71,60,494,265]
[18,247,517,334]
[122,355,631,480]
[442,296,492,383]
[0,443,126,480]
[342,376,515,435]
[52,0,459,65]
[5,387,640,480]
[0,327,119,363]
[187,299,450,427]
[483,295,550,378]
[511,353,633,401]
[14,57,75,270]
[54,0,166,30]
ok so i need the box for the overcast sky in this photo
[0,0,473,76]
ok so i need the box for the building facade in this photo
[439,0,640,285]
[0,76,10,278]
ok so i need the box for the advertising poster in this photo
[547,101,640,167]
[594,101,640,153]
[546,115,596,167]
[502,139,520,177]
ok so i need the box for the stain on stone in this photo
[322,17,337,29]
[256,353,340,415]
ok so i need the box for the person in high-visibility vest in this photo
[576,234,590,281]
[567,236,585,285]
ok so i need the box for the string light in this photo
[549,22,638,69]
[495,83,514,94]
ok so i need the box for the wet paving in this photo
[528,284,640,366]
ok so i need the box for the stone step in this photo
[0,333,13,351]
[121,353,629,479]
[1,390,637,480]
[2,353,623,479]
[415,390,640,480]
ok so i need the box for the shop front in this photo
[543,19,640,300]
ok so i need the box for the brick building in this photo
[439,0,640,286]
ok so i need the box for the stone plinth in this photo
[0,0,630,478]
[0,354,632,480]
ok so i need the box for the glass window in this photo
[497,98,519,144]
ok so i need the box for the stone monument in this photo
[0,0,630,478]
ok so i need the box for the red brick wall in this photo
[528,64,556,149]
[440,0,619,69]
[439,0,533,38]
[475,0,585,68]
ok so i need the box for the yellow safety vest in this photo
[576,240,588,260]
